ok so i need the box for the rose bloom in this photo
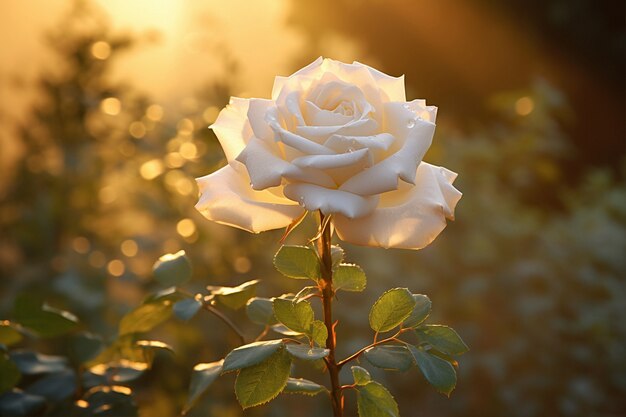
[196,58,461,249]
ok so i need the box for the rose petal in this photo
[247,99,275,141]
[304,101,353,127]
[339,103,435,195]
[271,57,324,100]
[270,122,336,155]
[354,60,406,102]
[292,148,371,170]
[283,183,379,219]
[210,98,252,162]
[195,163,304,233]
[237,138,336,189]
[404,99,438,123]
[333,162,462,249]
[324,133,395,153]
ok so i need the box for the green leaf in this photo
[235,347,292,409]
[403,294,432,328]
[273,245,320,280]
[85,335,152,370]
[80,385,138,417]
[183,360,223,414]
[0,354,20,394]
[364,345,414,372]
[0,390,46,416]
[246,298,278,326]
[351,366,371,385]
[409,345,457,396]
[369,288,416,333]
[144,287,185,303]
[310,320,328,347]
[173,298,202,321]
[141,340,172,364]
[271,324,302,337]
[14,296,79,338]
[25,369,76,401]
[333,264,367,292]
[0,322,23,347]
[356,381,400,417]
[293,286,319,302]
[415,325,469,355]
[273,298,314,335]
[208,280,260,310]
[331,245,344,269]
[285,344,329,360]
[9,351,68,374]
[153,250,192,287]
[69,333,104,364]
[223,340,283,373]
[283,378,326,396]
[119,300,173,336]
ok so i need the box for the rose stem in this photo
[317,211,343,417]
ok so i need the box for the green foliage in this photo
[273,245,320,280]
[0,354,20,394]
[293,286,319,302]
[184,360,223,414]
[333,264,367,292]
[69,333,104,365]
[369,288,416,333]
[351,365,372,385]
[415,325,469,356]
[153,250,192,287]
[273,298,314,335]
[409,345,457,397]
[223,340,284,373]
[234,347,292,409]
[310,320,328,347]
[283,378,326,396]
[285,344,329,360]
[363,345,414,372]
[79,386,138,417]
[119,299,173,336]
[173,298,202,321]
[24,369,76,401]
[330,245,345,269]
[9,351,68,375]
[356,381,400,417]
[246,297,278,325]
[13,296,79,338]
[208,280,260,310]
[402,294,431,328]
[0,390,46,417]
[0,322,23,347]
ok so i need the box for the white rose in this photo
[196,57,461,249]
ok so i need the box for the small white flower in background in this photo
[195,57,461,249]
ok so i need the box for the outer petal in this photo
[210,98,253,162]
[353,60,406,102]
[333,162,462,249]
[195,163,304,233]
[236,138,336,189]
[283,183,378,219]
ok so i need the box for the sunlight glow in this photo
[107,259,125,276]
[140,159,164,180]
[72,237,90,254]
[100,97,121,115]
[121,239,138,257]
[176,219,196,238]
[515,96,534,116]
[91,41,111,60]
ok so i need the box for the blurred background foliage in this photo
[0,0,624,416]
